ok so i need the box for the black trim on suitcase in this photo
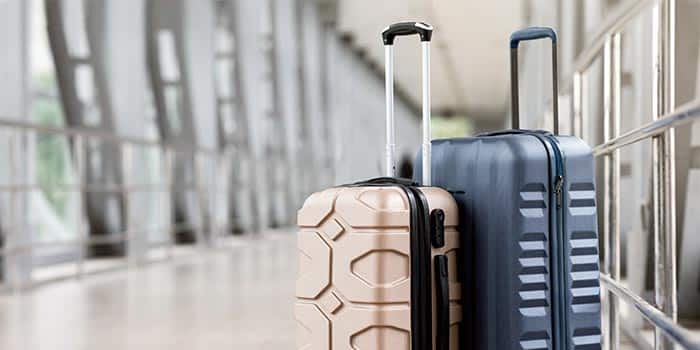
[435,255,450,350]
[528,132,566,350]
[345,178,434,350]
[407,186,433,350]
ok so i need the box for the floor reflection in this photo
[0,232,297,350]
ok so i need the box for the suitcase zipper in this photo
[344,179,433,349]
[409,186,434,350]
[541,134,569,350]
[554,175,564,207]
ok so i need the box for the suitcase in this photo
[295,22,462,350]
[415,27,602,349]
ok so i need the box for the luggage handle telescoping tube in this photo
[382,22,433,186]
[510,27,559,135]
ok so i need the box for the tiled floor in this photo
[0,230,652,349]
[0,233,298,350]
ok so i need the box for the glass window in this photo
[220,102,236,136]
[75,64,101,126]
[87,139,103,179]
[75,64,95,102]
[164,86,183,133]
[157,30,181,82]
[215,59,234,99]
[34,134,75,239]
[30,0,77,246]
[60,0,90,58]
[214,0,234,53]
[215,19,234,54]
[31,0,62,124]
[144,88,160,142]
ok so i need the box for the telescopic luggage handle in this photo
[382,22,433,185]
[382,22,433,45]
[510,27,559,135]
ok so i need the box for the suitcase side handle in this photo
[510,27,559,135]
[383,22,433,185]
[434,255,450,350]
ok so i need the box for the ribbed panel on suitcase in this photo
[415,133,602,350]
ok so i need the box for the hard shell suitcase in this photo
[415,28,602,350]
[295,22,462,350]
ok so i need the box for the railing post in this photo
[213,152,226,245]
[582,73,591,143]
[7,130,20,292]
[163,148,175,260]
[208,154,217,247]
[564,0,688,347]
[612,32,622,350]
[652,1,678,349]
[72,135,86,278]
[661,3,678,344]
[121,142,137,266]
[8,130,35,291]
[192,152,204,248]
[602,36,611,350]
[602,33,622,350]
[573,72,583,138]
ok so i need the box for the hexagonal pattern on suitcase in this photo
[295,186,462,349]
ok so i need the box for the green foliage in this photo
[33,97,63,127]
[431,116,472,139]
[33,72,60,97]
[32,73,70,220]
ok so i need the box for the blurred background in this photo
[0,0,698,349]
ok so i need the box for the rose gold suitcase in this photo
[295,22,462,350]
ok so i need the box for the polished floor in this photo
[0,232,298,350]
[0,230,645,350]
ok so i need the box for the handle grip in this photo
[510,27,557,48]
[510,26,559,134]
[382,22,433,45]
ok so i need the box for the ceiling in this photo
[331,0,524,121]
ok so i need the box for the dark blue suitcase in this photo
[415,28,601,350]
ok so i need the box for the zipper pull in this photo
[554,175,564,208]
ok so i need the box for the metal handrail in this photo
[0,223,208,256]
[0,116,219,155]
[601,275,700,350]
[0,184,201,192]
[0,116,233,291]
[562,0,657,91]
[594,99,700,156]
[565,0,685,349]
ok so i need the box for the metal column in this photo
[602,33,622,350]
[573,72,583,138]
[652,1,678,349]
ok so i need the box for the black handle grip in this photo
[434,255,450,350]
[510,27,557,48]
[382,21,433,45]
